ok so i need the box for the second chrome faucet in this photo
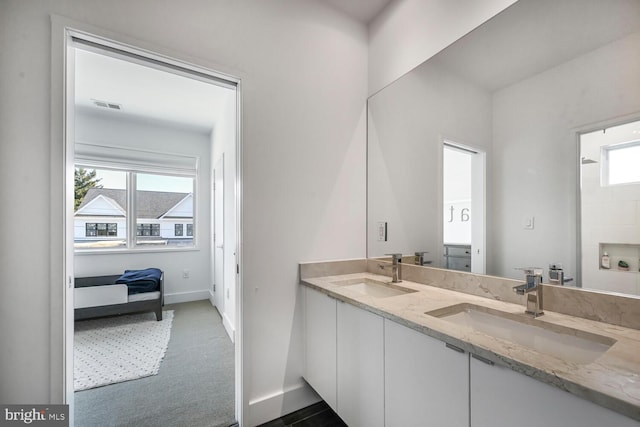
[381,253,403,283]
[513,267,544,317]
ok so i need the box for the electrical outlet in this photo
[183,269,190,279]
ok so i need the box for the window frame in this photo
[74,164,197,253]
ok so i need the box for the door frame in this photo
[439,137,487,274]
[574,111,640,289]
[51,16,244,424]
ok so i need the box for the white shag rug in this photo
[74,310,174,391]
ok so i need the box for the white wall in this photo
[491,32,640,281]
[368,60,493,264]
[0,1,367,425]
[368,0,517,95]
[74,110,212,303]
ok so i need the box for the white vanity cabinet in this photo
[337,301,385,427]
[303,286,337,410]
[385,319,469,427]
[303,284,639,427]
[470,356,640,427]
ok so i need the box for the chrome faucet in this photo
[513,268,544,317]
[548,263,573,286]
[383,253,403,283]
[414,251,430,266]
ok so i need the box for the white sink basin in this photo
[331,278,417,298]
[426,303,615,364]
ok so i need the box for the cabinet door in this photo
[304,286,337,410]
[337,301,384,427]
[470,356,640,427]
[385,319,469,427]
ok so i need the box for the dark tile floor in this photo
[258,401,347,427]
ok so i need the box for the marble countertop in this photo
[301,271,640,422]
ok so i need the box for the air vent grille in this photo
[92,99,122,110]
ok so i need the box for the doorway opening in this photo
[442,141,486,274]
[579,118,640,295]
[63,31,242,426]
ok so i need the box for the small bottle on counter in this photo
[601,252,610,269]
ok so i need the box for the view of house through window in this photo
[74,167,195,250]
[136,172,194,247]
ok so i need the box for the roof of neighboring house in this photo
[76,188,190,219]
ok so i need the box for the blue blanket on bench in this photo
[116,268,162,295]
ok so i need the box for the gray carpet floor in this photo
[74,300,236,427]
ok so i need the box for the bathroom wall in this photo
[491,32,640,281]
[368,0,517,95]
[0,2,367,425]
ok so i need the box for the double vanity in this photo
[300,259,640,427]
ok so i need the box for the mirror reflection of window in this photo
[604,141,640,186]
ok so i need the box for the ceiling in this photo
[74,48,235,134]
[321,0,392,24]
[73,1,390,130]
[429,0,640,92]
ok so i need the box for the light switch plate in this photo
[523,216,535,230]
[377,221,387,241]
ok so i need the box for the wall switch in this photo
[377,221,388,241]
[183,269,190,278]
[523,216,535,230]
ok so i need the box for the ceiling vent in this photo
[92,99,122,110]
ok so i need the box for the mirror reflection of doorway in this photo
[442,141,486,274]
[579,118,640,295]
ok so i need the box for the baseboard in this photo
[164,290,210,305]
[248,382,321,427]
[222,312,235,343]
[208,289,215,306]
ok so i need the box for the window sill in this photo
[75,246,200,255]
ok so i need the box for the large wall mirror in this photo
[367,0,640,296]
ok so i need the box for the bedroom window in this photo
[74,161,196,251]
[136,173,194,247]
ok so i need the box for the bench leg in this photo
[155,309,162,321]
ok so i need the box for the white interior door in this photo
[213,155,225,312]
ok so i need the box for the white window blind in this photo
[75,142,198,176]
